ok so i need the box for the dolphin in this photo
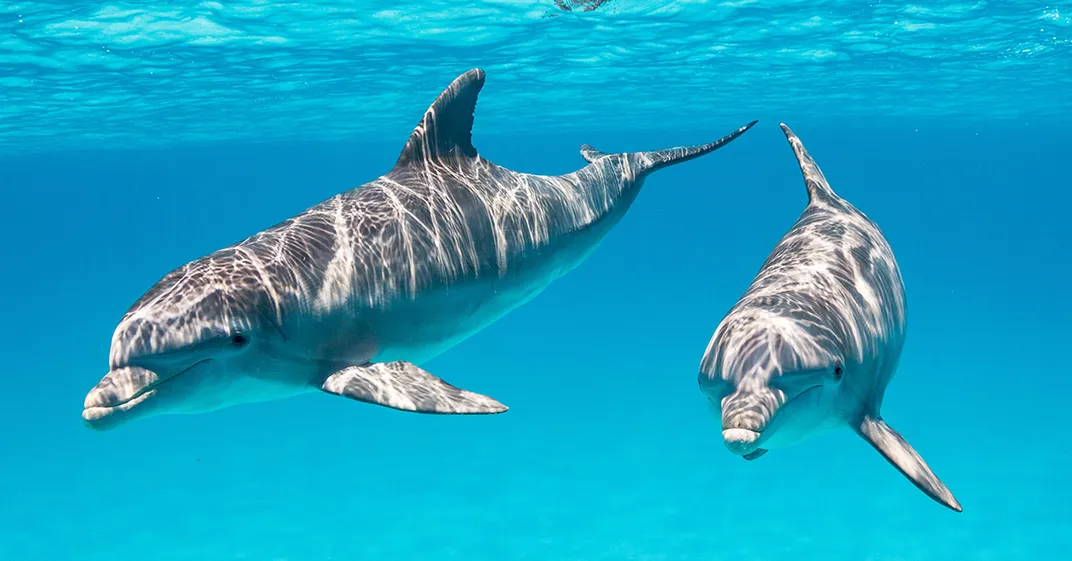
[83,68,757,431]
[697,123,961,512]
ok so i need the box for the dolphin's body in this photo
[698,124,961,512]
[83,68,756,430]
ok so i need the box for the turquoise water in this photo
[2,2,1071,560]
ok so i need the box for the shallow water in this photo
[2,1,1071,152]
[2,2,1071,560]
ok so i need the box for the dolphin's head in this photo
[700,313,847,457]
[83,250,291,431]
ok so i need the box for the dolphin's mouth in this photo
[82,360,208,430]
[720,384,824,456]
[82,385,158,428]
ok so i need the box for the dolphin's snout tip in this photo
[81,366,162,431]
[722,428,762,455]
[81,407,109,431]
[81,392,153,432]
[82,398,120,431]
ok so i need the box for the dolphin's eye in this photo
[833,365,843,380]
[231,334,250,347]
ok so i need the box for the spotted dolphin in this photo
[82,68,757,430]
[698,124,961,512]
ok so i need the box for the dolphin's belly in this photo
[369,275,545,364]
[364,218,615,365]
[173,368,315,413]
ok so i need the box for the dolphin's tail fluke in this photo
[580,119,758,174]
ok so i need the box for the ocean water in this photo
[1,1,1070,560]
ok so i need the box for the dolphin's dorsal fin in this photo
[779,123,839,205]
[394,69,486,168]
[579,144,609,163]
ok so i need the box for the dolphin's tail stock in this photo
[579,120,758,174]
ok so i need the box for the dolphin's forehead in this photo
[704,310,841,384]
[111,249,271,367]
[125,249,271,319]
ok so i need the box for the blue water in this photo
[2,2,1071,560]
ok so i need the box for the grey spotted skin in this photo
[698,123,961,512]
[82,68,757,431]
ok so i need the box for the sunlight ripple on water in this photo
[1,0,1070,153]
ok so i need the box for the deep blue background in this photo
[1,120,1069,559]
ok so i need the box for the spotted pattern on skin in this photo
[697,123,961,513]
[109,247,280,369]
[321,361,508,414]
[95,69,757,415]
[700,124,906,415]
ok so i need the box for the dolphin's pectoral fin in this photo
[320,361,508,415]
[743,448,768,461]
[855,416,962,512]
[579,144,609,163]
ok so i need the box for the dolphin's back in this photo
[234,156,628,315]
[736,199,906,364]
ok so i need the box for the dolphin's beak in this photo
[722,428,763,455]
[720,384,827,456]
[82,366,161,431]
[720,387,782,455]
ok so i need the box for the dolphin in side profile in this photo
[698,123,961,512]
[83,68,757,430]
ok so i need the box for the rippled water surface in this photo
[2,1,1071,152]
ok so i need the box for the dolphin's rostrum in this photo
[83,68,757,430]
[698,123,962,512]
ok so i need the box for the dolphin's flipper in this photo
[743,449,768,461]
[855,416,962,512]
[320,362,508,415]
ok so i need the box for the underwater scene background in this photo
[1,1,1070,560]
